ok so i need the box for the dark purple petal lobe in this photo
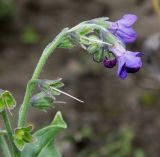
[119,68,128,79]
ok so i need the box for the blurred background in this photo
[0,0,160,157]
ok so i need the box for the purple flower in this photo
[109,43,143,79]
[108,14,137,43]
[103,56,116,68]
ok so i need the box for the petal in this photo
[126,67,140,73]
[118,14,137,27]
[125,51,142,68]
[134,52,144,57]
[118,26,137,37]
[115,26,137,43]
[110,22,118,31]
[119,68,128,79]
[117,57,125,76]
[117,56,128,79]
[116,33,136,43]
[109,43,126,57]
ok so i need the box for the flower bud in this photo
[103,56,116,68]
[87,43,99,55]
[30,92,54,110]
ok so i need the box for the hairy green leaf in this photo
[22,111,67,157]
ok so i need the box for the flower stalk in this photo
[1,110,20,157]
[18,28,69,127]
[0,136,12,157]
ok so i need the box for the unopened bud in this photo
[103,56,116,68]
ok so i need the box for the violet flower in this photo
[108,14,137,43]
[109,43,142,79]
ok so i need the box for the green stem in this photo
[18,28,68,127]
[0,130,7,136]
[0,135,12,157]
[2,110,20,157]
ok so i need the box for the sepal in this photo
[0,89,16,112]
[58,34,75,49]
[87,17,110,28]
[13,125,33,151]
[30,78,67,111]
[38,78,64,96]
[30,92,54,110]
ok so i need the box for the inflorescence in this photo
[64,14,143,79]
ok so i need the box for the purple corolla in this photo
[108,14,137,43]
[109,43,143,79]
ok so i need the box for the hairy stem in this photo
[18,28,68,127]
[2,110,20,157]
[0,135,12,157]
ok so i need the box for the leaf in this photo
[37,140,60,157]
[22,111,67,157]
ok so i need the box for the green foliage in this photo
[73,127,146,157]
[104,128,134,157]
[134,149,145,157]
[0,90,16,112]
[0,0,13,18]
[22,111,67,157]
[21,26,39,44]
[101,128,146,157]
[13,125,33,151]
[140,92,155,107]
[66,125,92,143]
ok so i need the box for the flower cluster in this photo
[105,14,143,79]
[71,14,143,79]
